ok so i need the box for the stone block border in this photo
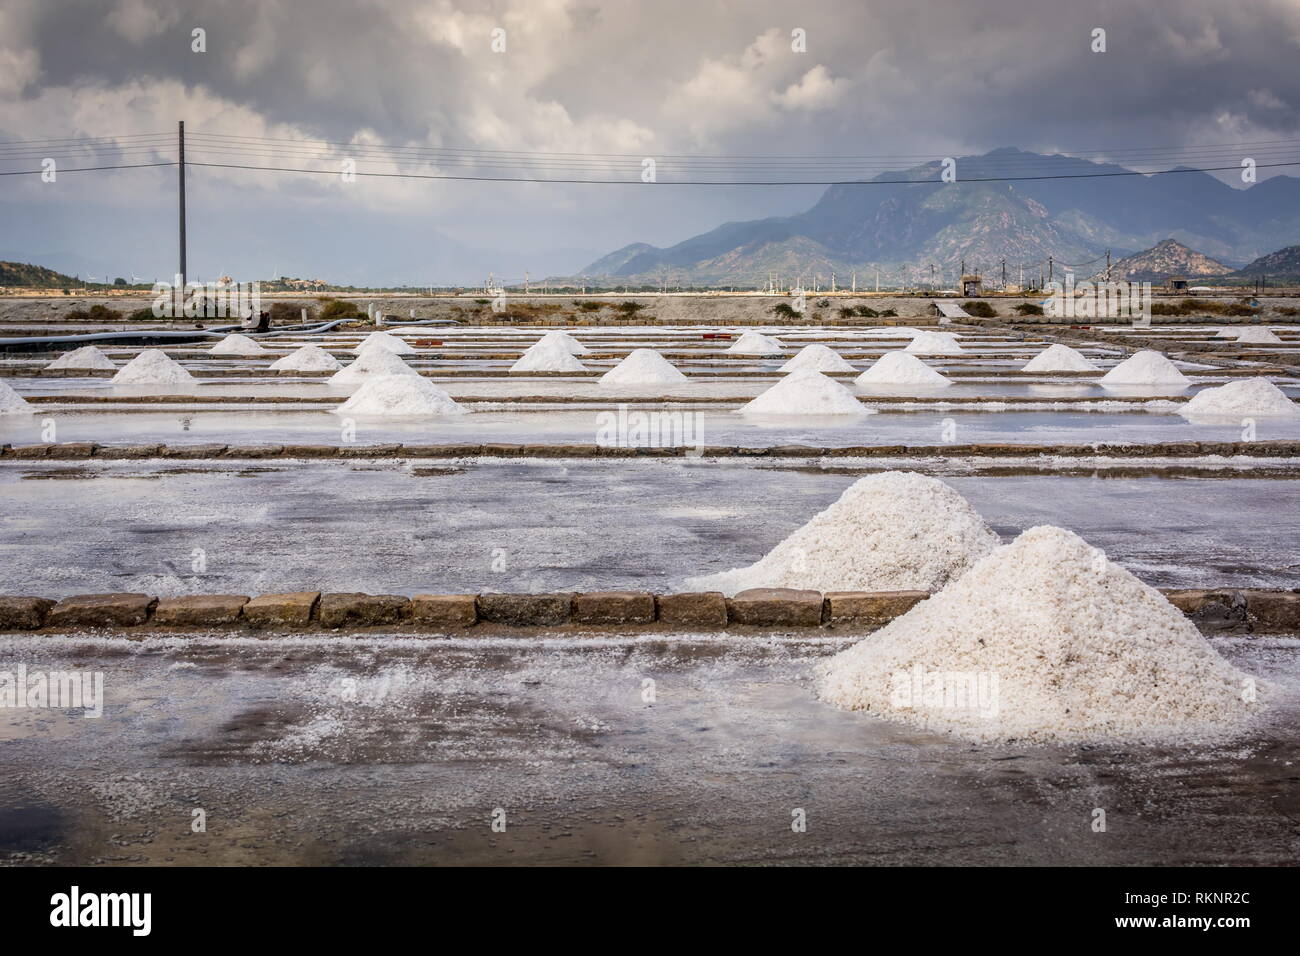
[0,587,1294,635]
[3,439,1300,461]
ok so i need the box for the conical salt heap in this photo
[819,526,1260,744]
[780,344,855,373]
[686,472,999,595]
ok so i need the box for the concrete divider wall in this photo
[0,587,1295,634]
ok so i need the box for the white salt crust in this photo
[1099,349,1190,386]
[269,345,342,371]
[352,331,415,355]
[1180,378,1300,418]
[726,331,784,354]
[904,331,965,355]
[510,338,588,372]
[818,525,1261,745]
[329,345,419,385]
[333,374,466,416]
[780,344,856,373]
[0,379,32,414]
[45,345,117,371]
[111,350,194,384]
[686,471,998,595]
[1021,343,1099,372]
[208,333,267,355]
[856,351,952,387]
[739,368,871,416]
[599,348,687,386]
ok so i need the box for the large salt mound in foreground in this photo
[904,331,965,355]
[856,351,952,387]
[1099,349,1190,386]
[599,348,686,386]
[1021,343,1098,372]
[511,337,587,372]
[780,344,855,373]
[329,346,419,385]
[686,472,998,596]
[353,331,415,355]
[538,330,590,355]
[1180,378,1299,419]
[270,345,342,371]
[0,379,32,414]
[726,330,784,355]
[45,345,116,371]
[111,350,194,384]
[333,374,466,417]
[209,333,267,355]
[818,526,1259,745]
[739,369,869,416]
[1233,327,1283,344]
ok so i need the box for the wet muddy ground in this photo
[0,632,1296,866]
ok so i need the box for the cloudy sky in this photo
[2,0,1298,284]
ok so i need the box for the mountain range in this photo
[578,149,1300,286]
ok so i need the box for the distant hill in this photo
[0,261,82,288]
[1097,238,1231,282]
[1221,244,1300,283]
[574,149,1300,287]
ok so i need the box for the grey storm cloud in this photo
[1,0,1299,283]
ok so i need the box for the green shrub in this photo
[962,300,997,318]
[772,302,799,318]
[617,301,646,315]
[575,301,604,312]
[878,308,897,318]
[270,302,314,324]
[1014,303,1044,316]
[1150,302,1185,316]
[319,298,363,321]
[65,303,123,322]
[854,305,879,318]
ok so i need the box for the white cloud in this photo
[107,0,178,44]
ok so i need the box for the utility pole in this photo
[1048,256,1054,285]
[1105,250,1112,282]
[1000,258,1006,289]
[178,120,187,292]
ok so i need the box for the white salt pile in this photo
[353,331,415,355]
[208,333,267,355]
[333,374,465,417]
[1233,327,1283,344]
[904,331,965,355]
[329,345,419,385]
[269,345,342,372]
[856,351,952,387]
[0,379,32,414]
[818,526,1259,745]
[510,337,588,373]
[780,344,856,373]
[739,369,870,416]
[44,345,116,371]
[599,348,687,386]
[1098,349,1190,386]
[726,330,784,355]
[1020,343,1098,372]
[111,349,194,384]
[686,472,998,596]
[538,330,591,355]
[1179,378,1300,419]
